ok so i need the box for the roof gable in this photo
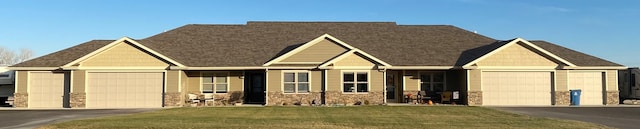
[64,37,185,68]
[464,38,576,68]
[272,36,349,65]
[78,41,170,67]
[263,34,389,67]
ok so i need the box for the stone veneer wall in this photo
[70,93,86,108]
[325,91,384,106]
[164,92,181,107]
[554,91,570,105]
[467,91,482,106]
[13,93,28,108]
[606,91,619,105]
[267,91,322,106]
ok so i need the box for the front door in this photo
[244,71,266,104]
[386,72,398,103]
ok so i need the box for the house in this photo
[8,22,625,108]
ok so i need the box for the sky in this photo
[0,0,638,66]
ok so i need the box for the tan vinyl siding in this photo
[311,70,322,92]
[80,42,169,67]
[166,70,180,92]
[180,70,188,93]
[476,42,558,66]
[267,70,282,92]
[186,71,201,93]
[555,70,568,91]
[403,70,420,91]
[333,53,376,66]
[229,71,243,91]
[607,70,618,91]
[468,69,481,91]
[71,70,86,93]
[16,71,28,93]
[326,69,341,91]
[280,39,348,62]
[369,70,383,92]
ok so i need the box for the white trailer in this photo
[619,67,640,101]
[0,66,14,106]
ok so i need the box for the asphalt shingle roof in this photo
[11,22,622,68]
[13,40,113,67]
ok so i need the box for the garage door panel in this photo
[569,72,603,105]
[87,72,163,108]
[482,71,552,106]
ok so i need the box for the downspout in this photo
[265,68,269,105]
[382,68,387,104]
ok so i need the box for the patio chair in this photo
[417,91,432,104]
[204,93,215,106]
[188,93,200,106]
[441,91,452,104]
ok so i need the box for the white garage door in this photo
[29,72,66,108]
[87,72,163,108]
[569,72,603,105]
[482,71,552,106]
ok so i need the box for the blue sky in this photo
[1,0,638,66]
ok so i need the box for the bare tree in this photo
[16,48,33,63]
[0,46,33,65]
[0,47,15,65]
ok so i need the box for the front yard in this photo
[39,106,608,129]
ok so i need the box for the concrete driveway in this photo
[494,106,640,129]
[0,108,158,129]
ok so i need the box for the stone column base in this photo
[70,93,86,108]
[164,92,181,107]
[467,91,482,106]
[13,93,28,108]
[554,91,570,105]
[606,91,619,105]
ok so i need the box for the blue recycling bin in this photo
[570,89,581,106]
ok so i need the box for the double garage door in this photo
[87,72,163,108]
[482,71,604,106]
[28,72,163,108]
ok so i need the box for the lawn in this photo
[39,106,609,129]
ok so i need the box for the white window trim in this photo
[281,70,311,94]
[341,70,370,94]
[200,72,230,94]
[418,71,447,92]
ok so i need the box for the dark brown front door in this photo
[244,71,265,104]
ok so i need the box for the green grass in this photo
[40,106,609,129]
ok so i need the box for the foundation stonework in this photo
[70,93,86,108]
[325,91,384,106]
[606,91,619,105]
[267,91,322,106]
[467,91,482,106]
[13,93,28,108]
[164,92,181,107]
[554,91,570,105]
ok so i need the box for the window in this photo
[283,72,309,93]
[202,72,228,93]
[343,72,368,93]
[0,74,8,78]
[420,72,445,92]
